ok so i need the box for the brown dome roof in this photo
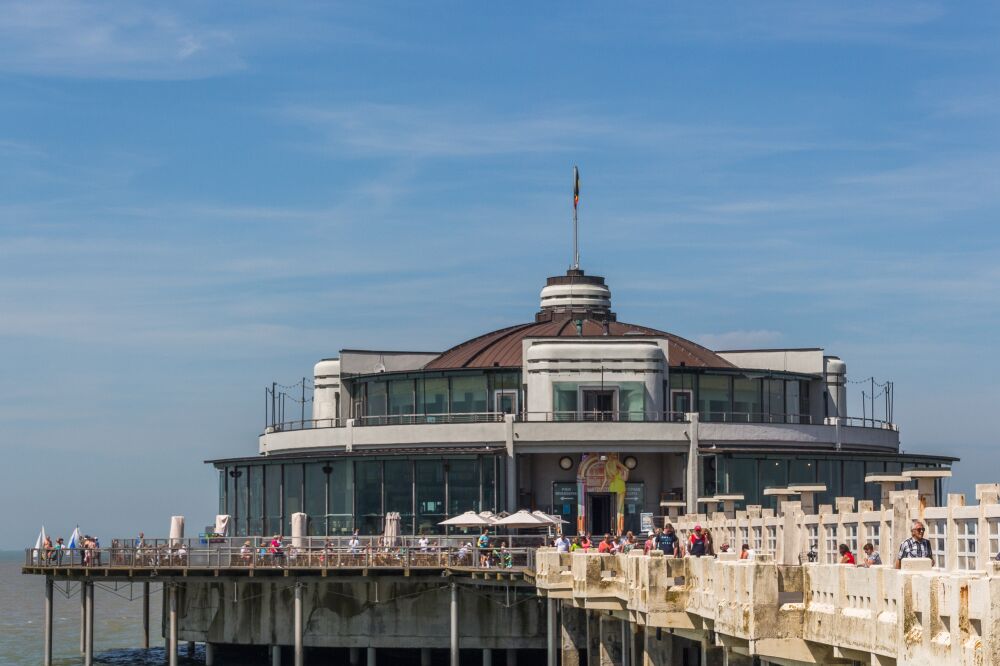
[424,316,733,370]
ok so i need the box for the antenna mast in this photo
[572,166,580,269]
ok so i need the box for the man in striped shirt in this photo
[895,521,934,569]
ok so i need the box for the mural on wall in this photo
[576,453,630,534]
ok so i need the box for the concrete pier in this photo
[80,581,86,655]
[546,597,557,666]
[205,642,215,665]
[271,644,281,666]
[420,647,430,666]
[351,647,361,665]
[366,646,376,664]
[483,647,493,665]
[142,581,150,649]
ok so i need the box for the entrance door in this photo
[582,389,616,421]
[671,390,693,416]
[588,493,613,535]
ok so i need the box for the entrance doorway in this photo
[588,493,612,535]
[582,389,616,421]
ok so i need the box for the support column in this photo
[685,413,700,514]
[271,645,282,666]
[700,639,724,666]
[43,577,53,666]
[168,584,178,666]
[350,647,360,665]
[504,415,517,513]
[84,581,95,666]
[506,648,517,666]
[420,648,431,666]
[561,603,587,666]
[547,597,558,666]
[620,620,630,666]
[483,648,493,666]
[294,584,304,666]
[187,641,195,658]
[142,582,150,649]
[598,614,622,666]
[722,648,753,666]
[367,646,376,664]
[205,642,215,666]
[642,628,673,666]
[80,581,86,655]
[450,582,459,666]
[586,611,601,666]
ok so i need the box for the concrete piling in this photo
[142,582,150,649]
[483,647,493,666]
[547,598,557,666]
[450,582,459,666]
[205,642,215,666]
[271,644,282,666]
[168,584,178,666]
[350,647,361,665]
[84,581,95,666]
[80,581,86,655]
[420,647,431,666]
[43,577,53,666]
[367,646,376,664]
[294,584,304,666]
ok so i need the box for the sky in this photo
[1,1,999,548]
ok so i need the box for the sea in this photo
[0,551,195,665]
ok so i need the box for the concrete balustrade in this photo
[534,486,1000,665]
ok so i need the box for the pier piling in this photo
[294,583,304,666]
[43,577,53,666]
[142,582,150,649]
[80,581,86,655]
[420,647,430,666]
[84,581,95,666]
[205,642,215,666]
[450,582,459,666]
[350,647,360,665]
[546,598,557,666]
[366,646,376,664]
[271,644,281,666]
[168,584,178,666]
[483,648,493,666]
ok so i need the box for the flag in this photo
[34,526,47,551]
[67,526,81,550]
[573,166,580,209]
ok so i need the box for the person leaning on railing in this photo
[895,521,933,568]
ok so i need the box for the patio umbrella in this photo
[494,510,549,528]
[383,512,401,547]
[532,511,566,525]
[439,511,492,527]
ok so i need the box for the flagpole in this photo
[573,204,579,270]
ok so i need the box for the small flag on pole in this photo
[573,166,580,210]
[67,526,81,550]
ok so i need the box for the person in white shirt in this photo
[348,531,361,554]
[554,534,570,553]
[418,536,430,552]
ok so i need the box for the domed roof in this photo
[424,269,733,370]
[423,317,734,370]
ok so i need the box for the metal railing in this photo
[517,411,690,423]
[265,418,342,433]
[835,416,898,431]
[355,412,505,426]
[698,412,814,425]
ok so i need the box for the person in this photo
[418,535,430,552]
[457,542,471,564]
[838,544,855,565]
[740,543,754,560]
[269,535,285,566]
[241,540,253,565]
[43,536,54,565]
[688,525,707,557]
[701,529,715,557]
[348,531,361,555]
[621,531,637,554]
[570,536,583,552]
[719,543,730,554]
[861,543,882,567]
[580,533,592,552]
[598,533,614,554]
[658,524,680,557]
[54,537,65,565]
[643,531,656,554]
[478,529,491,567]
[895,521,934,569]
[175,543,188,565]
[554,533,570,553]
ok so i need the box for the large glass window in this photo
[355,460,383,534]
[218,470,226,516]
[843,461,865,501]
[448,459,480,516]
[553,382,579,418]
[451,375,487,413]
[818,460,842,506]
[699,375,731,422]
[785,381,800,423]
[283,464,303,536]
[482,456,496,512]
[388,379,415,416]
[799,381,811,420]
[236,467,249,536]
[765,379,785,421]
[422,378,448,415]
[624,483,645,535]
[552,483,578,535]
[366,381,387,417]
[265,464,281,535]
[304,464,327,535]
[727,458,758,506]
[789,459,817,485]
[759,459,787,510]
[328,462,353,535]
[733,377,761,421]
[248,466,263,536]
[415,460,445,534]
[384,460,414,532]
[226,468,236,522]
[618,382,646,420]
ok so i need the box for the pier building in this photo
[215,267,952,540]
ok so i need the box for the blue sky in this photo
[2,1,999,547]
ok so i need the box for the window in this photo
[448,459,480,516]
[582,388,617,420]
[304,464,327,535]
[845,523,858,555]
[265,465,281,535]
[328,462,353,535]
[388,379,415,416]
[494,390,518,414]
[865,522,880,550]
[235,467,248,536]
[283,464,303,536]
[806,524,819,554]
[785,381,800,423]
[248,466,263,536]
[451,375,487,413]
[384,460,414,532]
[618,382,645,420]
[422,378,449,415]
[218,470,225,516]
[733,377,761,421]
[728,458,759,507]
[367,381,387,417]
[553,382,579,419]
[671,390,693,415]
[752,526,763,551]
[818,460,841,506]
[790,459,817,485]
[765,379,785,421]
[415,460,445,534]
[355,461,383,535]
[824,525,839,564]
[766,526,777,555]
[699,375,731,422]
[956,520,977,570]
[482,457,497,512]
[843,461,865,501]
[758,460,787,510]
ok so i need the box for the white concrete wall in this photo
[717,349,824,375]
